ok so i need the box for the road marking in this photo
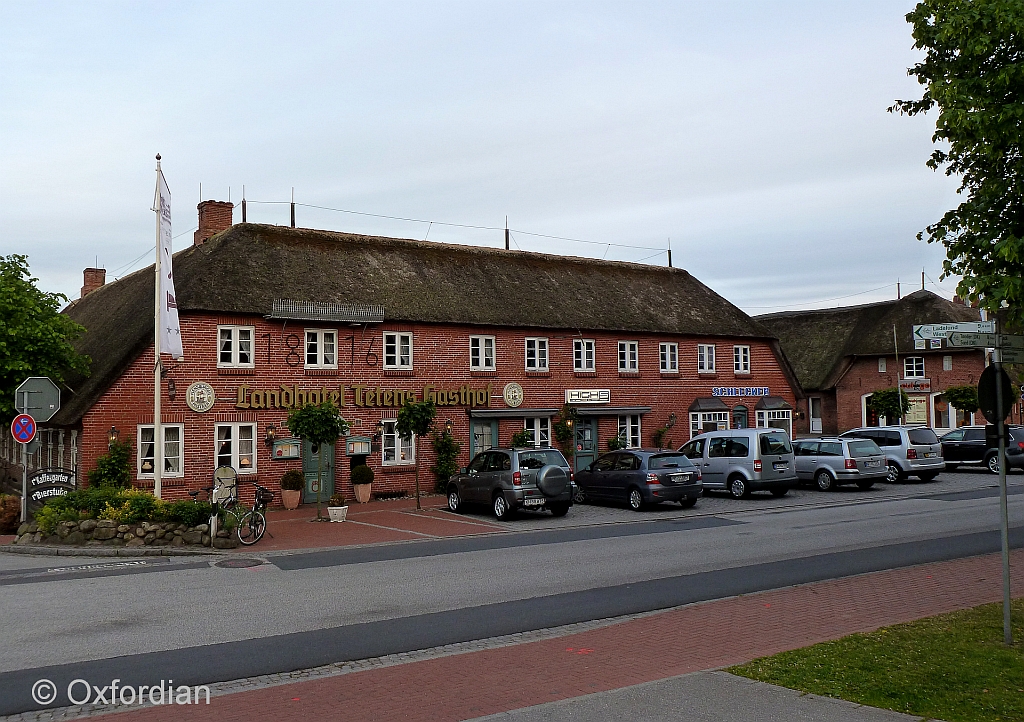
[46,560,151,574]
[344,520,441,538]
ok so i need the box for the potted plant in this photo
[327,493,348,522]
[352,463,374,504]
[280,469,304,510]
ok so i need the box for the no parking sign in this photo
[11,414,36,444]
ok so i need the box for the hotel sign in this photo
[234,383,496,410]
[566,389,610,404]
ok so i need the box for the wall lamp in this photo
[444,418,453,435]
[167,378,176,401]
[666,412,677,429]
[373,420,384,441]
[107,426,120,449]
[265,423,277,447]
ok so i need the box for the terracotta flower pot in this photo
[354,483,372,504]
[281,489,301,510]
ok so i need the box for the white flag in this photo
[155,169,184,360]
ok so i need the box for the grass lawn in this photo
[729,599,1024,722]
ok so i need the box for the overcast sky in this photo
[0,1,961,314]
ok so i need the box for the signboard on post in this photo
[947,332,1024,349]
[913,321,994,340]
[14,377,60,423]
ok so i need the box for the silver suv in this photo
[447,447,573,519]
[793,437,887,491]
[679,428,796,498]
[838,426,943,483]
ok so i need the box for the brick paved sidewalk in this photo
[87,548,1024,722]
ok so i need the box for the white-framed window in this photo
[470,335,496,370]
[215,423,256,474]
[943,355,953,371]
[904,356,925,378]
[756,410,792,438]
[878,357,887,373]
[384,332,413,370]
[574,339,596,372]
[690,411,729,437]
[659,342,678,372]
[137,424,183,477]
[733,345,750,374]
[525,337,548,371]
[617,415,641,448]
[697,344,716,373]
[618,341,639,372]
[218,325,254,367]
[305,329,337,369]
[523,417,551,447]
[382,419,415,465]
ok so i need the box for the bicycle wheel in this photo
[236,510,266,546]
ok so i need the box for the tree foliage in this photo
[286,399,350,519]
[890,1,1024,322]
[430,430,461,490]
[396,400,436,508]
[86,439,132,489]
[0,255,90,421]
[943,384,980,414]
[868,388,911,423]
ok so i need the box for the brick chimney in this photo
[81,268,106,297]
[194,200,234,245]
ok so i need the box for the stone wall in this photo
[13,519,238,549]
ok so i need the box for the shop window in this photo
[698,344,716,373]
[138,425,183,477]
[525,337,548,371]
[382,420,415,465]
[618,341,639,373]
[904,356,925,378]
[215,423,256,473]
[384,332,413,370]
[218,326,254,367]
[690,411,728,437]
[732,405,749,429]
[574,339,596,372]
[756,410,792,438]
[878,358,886,373]
[659,343,678,372]
[305,329,337,369]
[905,396,927,424]
[943,355,953,371]
[523,417,551,447]
[470,335,496,370]
[733,345,750,374]
[617,415,641,448]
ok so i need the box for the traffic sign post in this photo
[913,321,994,340]
[947,332,1024,349]
[11,377,61,524]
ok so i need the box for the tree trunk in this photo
[415,436,421,510]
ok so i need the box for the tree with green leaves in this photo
[396,399,436,509]
[868,388,911,425]
[943,384,980,415]
[890,1,1024,323]
[286,399,350,520]
[0,254,90,422]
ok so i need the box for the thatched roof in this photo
[756,290,983,391]
[54,223,785,425]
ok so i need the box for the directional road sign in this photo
[14,376,60,423]
[914,321,995,340]
[1000,348,1024,364]
[947,332,1024,349]
[11,414,36,444]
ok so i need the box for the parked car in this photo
[837,426,943,483]
[678,428,796,498]
[574,449,702,511]
[792,437,887,491]
[941,425,1024,474]
[446,447,573,519]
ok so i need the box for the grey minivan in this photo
[792,437,887,491]
[678,428,796,498]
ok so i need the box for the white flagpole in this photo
[153,155,163,499]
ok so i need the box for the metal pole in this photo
[993,344,1012,646]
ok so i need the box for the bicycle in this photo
[188,466,274,546]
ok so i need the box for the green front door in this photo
[302,440,335,503]
[573,418,598,473]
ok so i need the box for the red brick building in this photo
[757,291,987,437]
[43,204,801,503]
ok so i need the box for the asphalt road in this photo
[0,470,1020,716]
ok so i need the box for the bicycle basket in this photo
[257,489,275,507]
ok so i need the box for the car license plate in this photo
[925,452,937,458]
[865,460,879,467]
[523,498,544,507]
[670,473,688,484]
[773,462,788,470]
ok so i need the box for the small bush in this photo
[328,493,346,506]
[510,429,533,448]
[166,500,213,527]
[280,469,305,491]
[86,439,132,489]
[351,464,375,485]
[607,435,628,451]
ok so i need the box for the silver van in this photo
[679,428,796,498]
[793,437,887,491]
[838,426,943,483]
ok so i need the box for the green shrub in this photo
[607,435,628,451]
[280,469,305,491]
[868,387,910,422]
[944,385,980,414]
[165,499,213,527]
[430,431,461,490]
[86,439,132,489]
[351,464,375,485]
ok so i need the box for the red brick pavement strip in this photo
[92,549,1024,722]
